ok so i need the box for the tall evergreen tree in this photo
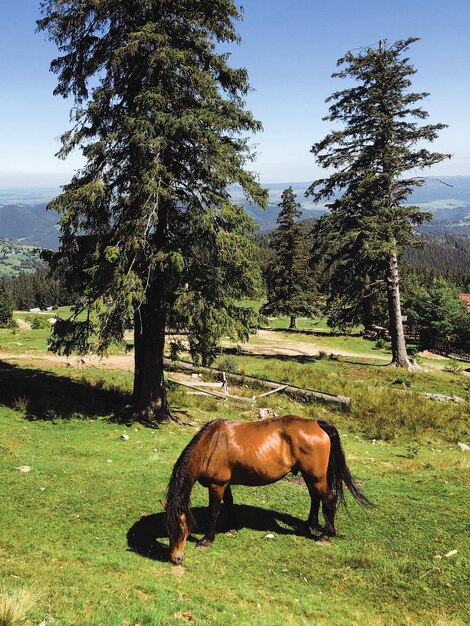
[37,0,268,422]
[308,38,449,368]
[261,187,319,329]
[0,278,14,327]
[404,277,469,349]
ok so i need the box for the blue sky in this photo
[0,0,469,188]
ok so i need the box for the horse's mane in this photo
[165,419,221,543]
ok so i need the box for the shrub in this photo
[30,315,50,330]
[169,339,185,361]
[0,588,36,626]
[443,359,463,375]
[392,375,411,388]
[215,355,240,374]
[351,387,469,442]
[12,396,29,413]
[404,443,420,459]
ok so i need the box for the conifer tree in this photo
[0,278,14,327]
[308,38,449,368]
[261,187,319,329]
[37,0,268,422]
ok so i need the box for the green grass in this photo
[0,362,468,625]
[0,326,51,353]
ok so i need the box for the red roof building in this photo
[460,294,470,313]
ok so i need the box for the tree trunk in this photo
[386,249,418,369]
[289,315,297,330]
[133,277,173,423]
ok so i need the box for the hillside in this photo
[0,176,469,247]
[0,237,43,275]
[0,203,58,248]
[404,234,470,282]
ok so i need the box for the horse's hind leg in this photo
[197,483,226,549]
[316,478,337,541]
[302,474,323,533]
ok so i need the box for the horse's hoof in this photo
[316,535,332,545]
[196,538,213,549]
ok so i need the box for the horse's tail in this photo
[317,419,375,509]
[165,420,219,542]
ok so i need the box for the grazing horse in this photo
[165,415,372,564]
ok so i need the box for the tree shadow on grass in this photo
[0,360,131,422]
[127,504,308,562]
[259,326,363,338]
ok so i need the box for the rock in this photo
[258,408,278,420]
[444,549,458,558]
[264,533,275,539]
[16,465,32,472]
[457,442,470,452]
[424,393,465,403]
[120,433,129,440]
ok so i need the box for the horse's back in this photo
[203,415,331,486]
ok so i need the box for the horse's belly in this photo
[230,461,291,486]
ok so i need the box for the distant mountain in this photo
[0,203,58,248]
[0,176,469,247]
[235,177,470,234]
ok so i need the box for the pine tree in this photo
[0,278,14,327]
[261,187,319,329]
[37,0,268,422]
[308,38,449,368]
[404,277,469,348]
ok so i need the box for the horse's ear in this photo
[160,499,167,510]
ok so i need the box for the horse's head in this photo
[163,500,191,564]
[168,511,191,564]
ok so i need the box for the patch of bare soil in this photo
[0,352,135,371]
[16,319,32,330]
[419,350,448,360]
[228,329,390,360]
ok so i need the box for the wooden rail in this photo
[164,358,351,409]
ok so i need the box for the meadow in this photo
[0,313,469,625]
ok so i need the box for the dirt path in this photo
[3,329,465,371]
[226,329,391,361]
[0,352,135,371]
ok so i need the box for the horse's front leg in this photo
[223,485,238,534]
[197,484,226,549]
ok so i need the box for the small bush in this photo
[169,339,185,361]
[12,396,29,413]
[352,387,469,442]
[318,350,328,360]
[443,359,463,375]
[8,320,19,334]
[392,375,411,388]
[215,355,239,374]
[30,315,50,330]
[404,443,420,459]
[374,338,386,350]
[0,588,36,626]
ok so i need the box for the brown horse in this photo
[165,415,372,564]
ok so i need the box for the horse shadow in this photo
[126,504,306,562]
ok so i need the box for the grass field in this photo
[0,312,469,625]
